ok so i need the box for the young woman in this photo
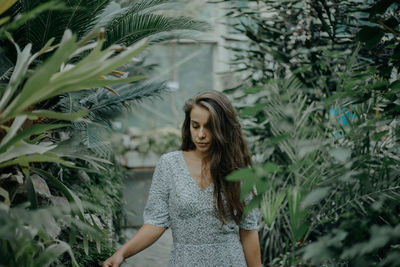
[102,91,261,267]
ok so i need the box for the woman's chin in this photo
[195,145,210,153]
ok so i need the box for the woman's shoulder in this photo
[158,150,182,164]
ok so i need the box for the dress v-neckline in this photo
[180,150,213,191]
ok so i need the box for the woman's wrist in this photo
[115,248,127,259]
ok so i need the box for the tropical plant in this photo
[0,202,81,267]
[0,0,201,264]
[2,0,210,59]
[222,0,400,265]
[1,0,209,157]
[0,30,146,267]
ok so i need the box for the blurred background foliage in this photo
[0,0,207,265]
[223,0,400,266]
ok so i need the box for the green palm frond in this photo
[105,13,210,47]
[6,0,209,60]
[55,81,167,157]
[11,0,110,52]
[111,0,176,18]
[91,82,166,118]
[57,81,166,125]
[74,120,112,159]
[51,133,112,170]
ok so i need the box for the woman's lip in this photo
[197,142,209,145]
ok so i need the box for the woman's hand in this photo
[102,251,124,267]
[101,224,166,267]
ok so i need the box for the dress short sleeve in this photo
[239,193,259,230]
[143,155,170,227]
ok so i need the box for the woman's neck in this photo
[192,148,207,160]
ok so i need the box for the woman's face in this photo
[190,105,213,153]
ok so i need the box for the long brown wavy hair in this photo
[180,90,252,224]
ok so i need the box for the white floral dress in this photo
[143,151,259,267]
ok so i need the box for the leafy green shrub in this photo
[53,158,129,266]
[0,202,82,267]
[222,0,400,265]
[1,0,209,265]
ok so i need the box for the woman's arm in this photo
[239,229,261,267]
[102,224,166,267]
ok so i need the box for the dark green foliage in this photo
[0,203,83,267]
[221,0,400,265]
[56,158,128,266]
[0,0,208,265]
[2,0,209,63]
[10,0,109,51]
[55,81,168,158]
[0,0,209,157]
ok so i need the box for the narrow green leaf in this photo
[26,109,88,121]
[0,123,69,153]
[255,179,269,195]
[69,228,77,245]
[0,142,57,164]
[83,234,89,255]
[0,16,10,27]
[95,236,101,254]
[34,242,70,267]
[244,86,263,94]
[31,168,86,222]
[241,175,257,199]
[261,190,285,227]
[373,130,389,141]
[26,174,38,209]
[50,75,147,98]
[240,103,265,117]
[226,167,254,181]
[390,80,400,91]
[288,187,308,242]
[367,80,389,90]
[242,194,262,218]
[301,187,330,209]
[270,49,290,63]
[28,37,55,65]
[263,162,281,173]
[0,0,17,15]
[0,115,27,146]
[0,35,31,114]
[3,34,78,119]
[0,186,10,206]
[0,151,76,168]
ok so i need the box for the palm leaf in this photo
[55,81,167,157]
[50,133,112,170]
[11,0,110,52]
[93,0,175,29]
[121,0,177,15]
[105,13,210,47]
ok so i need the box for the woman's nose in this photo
[198,128,206,138]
